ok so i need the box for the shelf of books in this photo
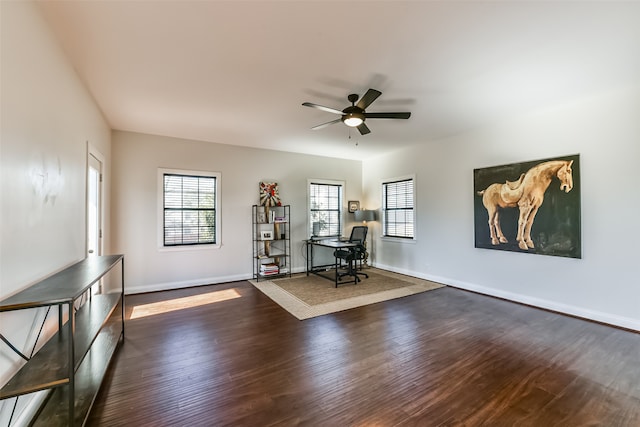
[253,204,291,281]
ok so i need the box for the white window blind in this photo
[383,178,414,238]
[163,173,216,246]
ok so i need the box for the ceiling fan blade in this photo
[311,118,342,130]
[365,112,411,119]
[356,89,382,110]
[357,123,371,135]
[302,102,343,115]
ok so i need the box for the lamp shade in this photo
[354,209,375,222]
[342,112,365,127]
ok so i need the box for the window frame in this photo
[157,168,221,251]
[381,174,416,241]
[307,179,345,238]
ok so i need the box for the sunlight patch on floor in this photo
[130,288,242,319]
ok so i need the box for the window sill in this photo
[380,236,417,244]
[158,243,222,252]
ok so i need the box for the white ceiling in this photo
[38,1,640,160]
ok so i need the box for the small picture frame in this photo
[260,230,273,241]
[257,212,267,223]
[348,200,360,213]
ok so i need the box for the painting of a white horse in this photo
[474,155,581,258]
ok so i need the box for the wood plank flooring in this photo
[87,280,640,426]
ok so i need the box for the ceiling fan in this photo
[302,88,411,135]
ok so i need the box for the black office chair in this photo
[334,226,369,283]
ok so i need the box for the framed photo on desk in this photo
[348,200,360,213]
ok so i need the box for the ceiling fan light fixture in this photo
[303,89,411,135]
[343,113,364,127]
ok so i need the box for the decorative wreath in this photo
[259,182,282,207]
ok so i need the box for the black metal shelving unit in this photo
[0,255,125,426]
[252,205,291,281]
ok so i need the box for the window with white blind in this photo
[309,180,343,238]
[160,169,220,247]
[382,177,415,239]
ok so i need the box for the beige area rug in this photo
[249,268,445,320]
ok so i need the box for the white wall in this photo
[363,86,640,331]
[0,1,111,424]
[111,131,362,293]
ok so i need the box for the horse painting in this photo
[475,157,580,257]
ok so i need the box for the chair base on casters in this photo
[333,226,369,287]
[335,258,368,287]
[354,256,368,280]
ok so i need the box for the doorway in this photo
[87,151,103,258]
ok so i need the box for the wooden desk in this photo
[305,239,358,287]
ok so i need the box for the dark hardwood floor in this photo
[87,279,640,426]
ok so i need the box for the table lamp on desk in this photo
[354,209,376,266]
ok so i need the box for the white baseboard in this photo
[126,266,315,295]
[373,262,640,332]
[125,264,640,332]
[291,266,307,274]
[125,273,252,294]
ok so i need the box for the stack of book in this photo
[260,263,280,276]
